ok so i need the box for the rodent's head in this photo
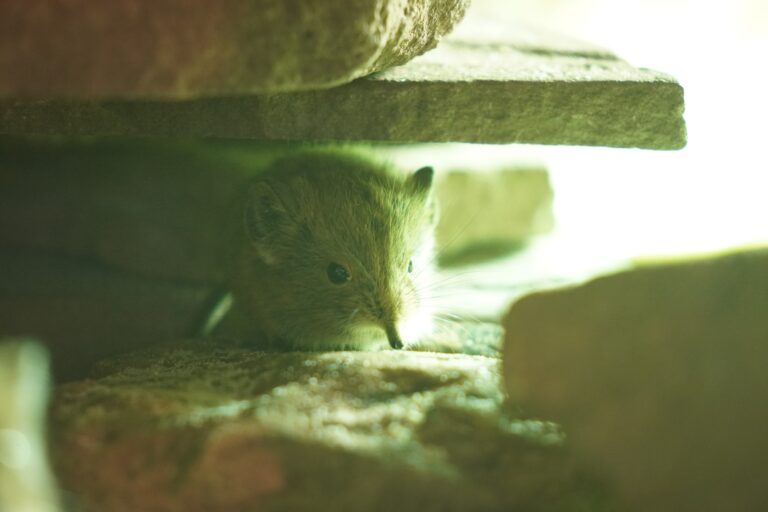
[241,151,437,350]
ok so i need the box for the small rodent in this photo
[225,150,438,350]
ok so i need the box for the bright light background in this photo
[390,0,768,318]
[509,0,768,257]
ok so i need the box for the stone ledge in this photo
[0,29,687,149]
[50,342,619,512]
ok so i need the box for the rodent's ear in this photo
[409,166,434,195]
[409,166,438,226]
[244,181,288,262]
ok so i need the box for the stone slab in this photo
[503,249,768,512]
[0,0,469,98]
[0,30,687,149]
[50,341,619,512]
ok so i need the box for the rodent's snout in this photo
[384,324,404,350]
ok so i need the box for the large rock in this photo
[0,0,469,98]
[50,342,619,512]
[503,249,768,512]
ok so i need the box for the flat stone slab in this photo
[504,248,768,511]
[0,0,468,97]
[50,342,619,512]
[0,27,686,149]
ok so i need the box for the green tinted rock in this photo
[504,249,768,512]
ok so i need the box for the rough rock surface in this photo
[504,249,768,512]
[50,341,618,512]
[0,0,469,98]
[0,30,686,148]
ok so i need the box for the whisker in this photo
[435,309,486,324]
[423,206,486,272]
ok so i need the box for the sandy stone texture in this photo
[50,342,619,512]
[0,0,469,99]
[0,3,686,149]
[504,249,768,512]
[0,44,686,149]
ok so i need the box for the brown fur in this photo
[227,150,437,350]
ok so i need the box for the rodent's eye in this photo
[327,262,351,285]
[407,258,414,274]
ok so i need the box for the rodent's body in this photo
[228,150,437,350]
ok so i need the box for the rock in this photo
[0,138,262,284]
[0,30,686,148]
[0,250,212,380]
[0,0,469,98]
[0,340,60,512]
[503,249,768,512]
[435,166,553,266]
[50,341,619,512]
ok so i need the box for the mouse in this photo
[222,149,438,351]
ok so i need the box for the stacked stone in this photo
[1,1,741,512]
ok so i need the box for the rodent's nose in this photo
[384,324,404,350]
